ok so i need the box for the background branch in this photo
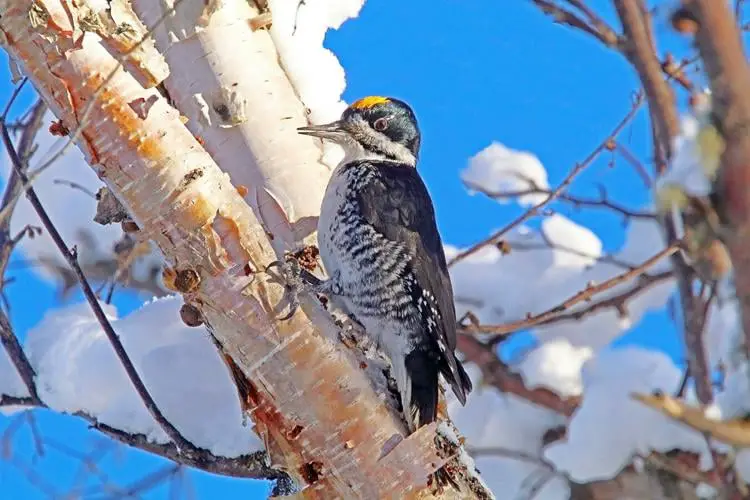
[461,244,677,337]
[449,93,643,267]
[683,0,750,362]
[463,181,657,220]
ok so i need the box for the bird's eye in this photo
[373,117,388,131]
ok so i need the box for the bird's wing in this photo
[352,160,471,402]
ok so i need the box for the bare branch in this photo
[462,243,678,336]
[463,181,656,220]
[0,396,281,481]
[530,1,697,93]
[682,0,750,362]
[564,0,619,43]
[614,140,653,187]
[531,0,619,47]
[0,94,47,405]
[615,0,680,167]
[0,312,39,404]
[467,446,555,469]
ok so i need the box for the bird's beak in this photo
[297,121,346,141]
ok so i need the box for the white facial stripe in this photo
[343,115,417,167]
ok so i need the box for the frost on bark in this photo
[0,0,490,498]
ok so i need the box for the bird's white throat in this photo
[338,137,417,167]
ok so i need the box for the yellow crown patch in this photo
[351,96,390,110]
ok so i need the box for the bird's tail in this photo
[402,349,440,431]
[447,359,473,405]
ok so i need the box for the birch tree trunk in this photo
[0,0,490,498]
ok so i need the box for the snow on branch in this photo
[0,93,277,481]
[23,298,264,459]
[448,92,644,268]
[461,243,678,339]
[1,296,280,480]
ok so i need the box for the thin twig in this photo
[506,270,672,330]
[565,0,619,43]
[532,0,619,46]
[0,394,281,481]
[0,311,40,404]
[0,91,46,404]
[614,141,653,187]
[467,446,555,470]
[52,179,97,198]
[448,93,644,267]
[530,1,697,90]
[462,243,678,336]
[464,181,656,219]
[0,99,47,282]
[686,281,716,405]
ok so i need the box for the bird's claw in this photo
[264,255,304,320]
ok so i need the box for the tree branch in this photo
[613,2,738,491]
[457,334,580,416]
[0,395,282,482]
[461,243,677,337]
[683,0,750,362]
[615,0,680,166]
[530,1,696,93]
[0,96,47,405]
[532,0,619,47]
[463,181,656,220]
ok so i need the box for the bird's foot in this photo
[430,467,459,494]
[264,254,327,320]
[265,255,307,320]
[337,318,368,349]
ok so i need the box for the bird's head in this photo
[298,96,421,166]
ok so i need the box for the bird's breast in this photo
[317,168,356,276]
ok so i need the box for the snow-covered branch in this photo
[461,243,677,339]
[449,93,643,268]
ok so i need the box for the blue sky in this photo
[0,1,693,498]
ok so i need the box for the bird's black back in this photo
[349,159,472,411]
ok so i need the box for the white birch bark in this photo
[130,0,333,254]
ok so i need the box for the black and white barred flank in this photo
[317,158,472,430]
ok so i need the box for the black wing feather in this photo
[352,160,472,404]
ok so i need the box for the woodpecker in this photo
[280,96,472,431]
